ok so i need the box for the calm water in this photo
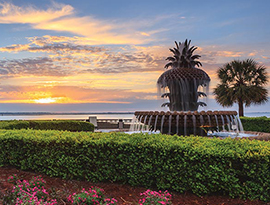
[0,112,269,121]
[0,114,135,121]
[245,112,270,118]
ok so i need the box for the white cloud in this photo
[0,2,73,24]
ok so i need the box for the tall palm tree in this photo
[213,59,268,116]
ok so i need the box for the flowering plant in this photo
[139,189,172,205]
[7,174,19,184]
[67,187,117,205]
[8,175,57,205]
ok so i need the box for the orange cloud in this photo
[0,68,160,104]
[140,32,150,37]
[0,84,156,104]
[216,51,243,57]
[0,44,30,53]
[0,2,152,45]
[248,52,257,56]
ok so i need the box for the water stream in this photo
[129,112,248,138]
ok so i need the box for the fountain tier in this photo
[157,67,210,111]
[134,110,240,136]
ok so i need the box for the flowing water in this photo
[184,115,187,136]
[160,115,165,133]
[176,115,179,135]
[214,115,219,132]
[154,115,158,131]
[129,112,248,138]
[168,115,172,134]
[142,115,148,131]
[192,115,196,134]
[226,115,231,131]
[221,115,225,131]
[147,115,153,129]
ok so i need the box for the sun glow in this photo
[34,97,64,103]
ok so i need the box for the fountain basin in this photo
[134,110,241,136]
[207,131,257,138]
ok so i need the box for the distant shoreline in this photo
[0,111,269,116]
[0,112,135,116]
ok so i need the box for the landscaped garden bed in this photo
[0,129,269,203]
[0,166,267,205]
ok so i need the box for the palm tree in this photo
[213,59,268,116]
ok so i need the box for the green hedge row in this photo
[0,130,269,202]
[0,120,94,132]
[240,116,270,133]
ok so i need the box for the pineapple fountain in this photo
[132,40,243,136]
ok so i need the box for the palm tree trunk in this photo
[238,99,244,117]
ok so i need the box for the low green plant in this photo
[0,120,94,132]
[240,116,270,132]
[0,120,29,130]
[139,190,172,205]
[67,187,117,204]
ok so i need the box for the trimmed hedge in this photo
[240,116,270,133]
[0,120,94,132]
[0,130,269,202]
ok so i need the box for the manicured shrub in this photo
[240,116,270,133]
[0,120,29,130]
[0,129,269,202]
[0,120,94,132]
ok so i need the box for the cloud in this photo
[0,41,106,54]
[1,35,267,78]
[28,35,104,46]
[0,57,75,76]
[0,44,31,53]
[198,46,245,64]
[0,84,156,104]
[248,52,257,57]
[0,2,73,24]
[0,37,167,75]
[0,2,154,45]
[216,51,243,57]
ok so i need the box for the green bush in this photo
[0,120,94,132]
[240,116,270,133]
[0,120,30,130]
[0,130,269,202]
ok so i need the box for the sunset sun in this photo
[34,97,57,104]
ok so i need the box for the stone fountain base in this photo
[134,110,241,136]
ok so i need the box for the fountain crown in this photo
[164,39,202,69]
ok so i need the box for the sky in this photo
[0,0,270,113]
